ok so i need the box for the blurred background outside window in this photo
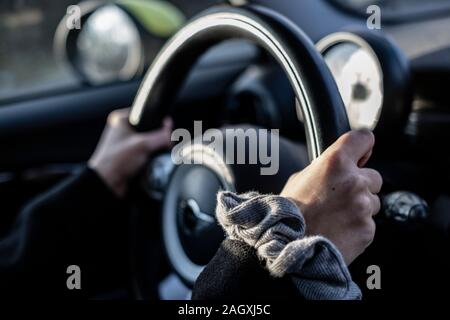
[0,0,215,103]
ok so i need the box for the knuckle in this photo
[107,111,120,125]
[372,195,381,215]
[325,149,347,171]
[351,174,367,191]
[360,220,376,246]
[373,169,382,183]
[374,172,383,190]
[366,219,376,237]
[107,113,116,124]
[107,109,127,126]
[368,169,383,187]
[343,174,365,193]
[352,195,371,216]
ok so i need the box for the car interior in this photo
[0,0,449,300]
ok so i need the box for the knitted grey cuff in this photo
[216,191,362,300]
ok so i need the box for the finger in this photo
[107,108,131,126]
[361,168,383,194]
[162,117,173,130]
[337,130,375,166]
[146,132,172,153]
[140,119,173,153]
[363,218,376,248]
[368,193,381,216]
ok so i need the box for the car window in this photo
[0,0,79,103]
[0,0,215,105]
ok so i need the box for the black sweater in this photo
[0,168,128,298]
[192,238,302,300]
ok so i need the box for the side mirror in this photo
[54,0,185,85]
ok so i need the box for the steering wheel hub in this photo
[163,145,234,284]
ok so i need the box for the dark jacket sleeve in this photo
[192,238,302,300]
[0,167,128,298]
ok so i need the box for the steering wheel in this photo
[128,4,350,299]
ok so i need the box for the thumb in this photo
[141,117,173,153]
[337,130,375,167]
[357,147,373,168]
